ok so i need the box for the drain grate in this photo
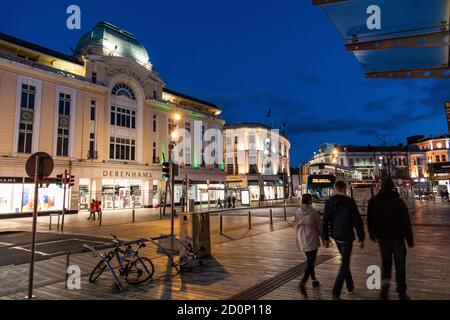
[228,254,335,300]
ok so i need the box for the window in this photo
[234,136,238,144]
[109,137,136,161]
[89,133,95,155]
[442,155,447,162]
[153,115,157,133]
[249,134,255,144]
[56,92,72,157]
[90,100,96,121]
[110,106,136,129]
[185,121,191,133]
[153,91,157,99]
[59,93,71,116]
[226,137,232,145]
[21,84,36,110]
[152,142,157,163]
[436,155,441,162]
[18,123,33,154]
[111,84,136,100]
[92,72,97,84]
[17,84,36,153]
[57,128,70,157]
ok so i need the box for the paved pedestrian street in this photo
[0,201,449,300]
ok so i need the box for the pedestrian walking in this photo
[443,190,449,203]
[323,181,365,300]
[232,194,236,208]
[367,177,414,301]
[216,197,223,209]
[227,195,232,208]
[295,193,323,296]
[95,200,102,221]
[88,199,96,220]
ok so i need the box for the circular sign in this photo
[26,152,54,181]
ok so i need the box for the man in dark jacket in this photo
[367,177,414,301]
[323,180,365,299]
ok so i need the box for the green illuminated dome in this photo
[76,21,151,66]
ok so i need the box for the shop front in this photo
[74,165,161,211]
[0,177,70,216]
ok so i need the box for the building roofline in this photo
[0,32,83,66]
[163,88,220,111]
[224,122,289,140]
[416,134,450,143]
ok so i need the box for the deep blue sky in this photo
[1,0,448,166]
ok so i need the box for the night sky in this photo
[1,0,449,166]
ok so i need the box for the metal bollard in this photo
[269,209,274,231]
[132,209,135,223]
[65,254,70,289]
[248,211,252,230]
[49,215,52,231]
[219,214,223,235]
[284,200,287,221]
[98,211,102,226]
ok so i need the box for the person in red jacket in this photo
[88,199,96,220]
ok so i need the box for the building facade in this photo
[307,143,412,182]
[414,135,450,193]
[0,22,225,216]
[224,123,291,203]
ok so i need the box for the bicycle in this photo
[143,234,204,273]
[88,234,155,287]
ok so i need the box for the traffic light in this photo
[56,174,63,188]
[64,172,71,185]
[277,172,284,185]
[162,162,170,181]
[69,175,75,187]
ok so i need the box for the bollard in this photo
[132,209,135,223]
[49,215,52,231]
[219,214,223,235]
[269,209,274,231]
[248,211,252,230]
[65,254,70,289]
[284,200,287,221]
[98,211,102,226]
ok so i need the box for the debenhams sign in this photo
[102,170,152,179]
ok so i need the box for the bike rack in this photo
[83,244,124,292]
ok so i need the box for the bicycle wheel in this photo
[89,254,114,283]
[125,257,154,284]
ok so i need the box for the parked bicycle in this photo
[87,234,155,287]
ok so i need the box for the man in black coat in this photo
[367,177,414,301]
[323,181,365,299]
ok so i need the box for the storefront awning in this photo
[313,0,450,78]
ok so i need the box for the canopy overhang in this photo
[313,0,450,78]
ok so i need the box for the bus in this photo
[306,163,363,201]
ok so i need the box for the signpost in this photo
[25,152,54,299]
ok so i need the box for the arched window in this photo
[111,84,136,100]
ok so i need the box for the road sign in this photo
[25,152,54,181]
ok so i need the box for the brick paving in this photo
[0,201,448,300]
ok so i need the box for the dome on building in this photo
[75,21,151,66]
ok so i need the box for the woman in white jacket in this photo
[296,193,323,296]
